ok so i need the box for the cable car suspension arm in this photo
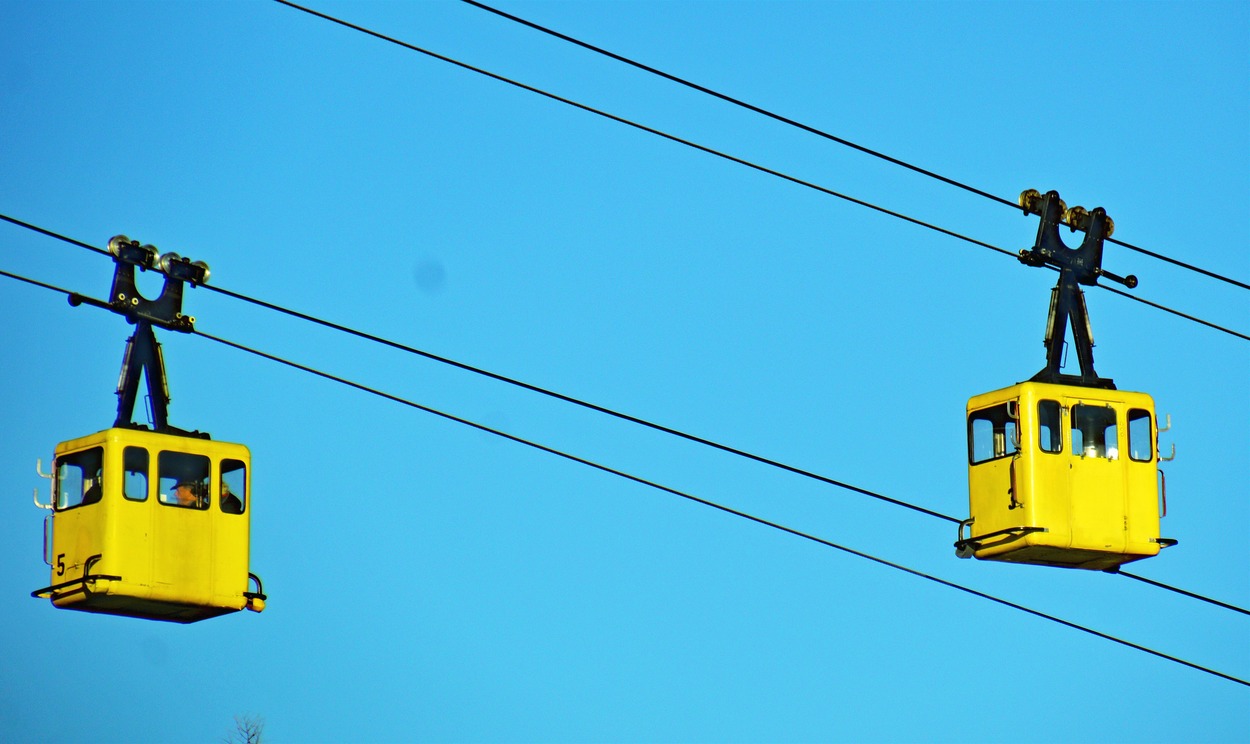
[68,235,211,434]
[1017,190,1137,389]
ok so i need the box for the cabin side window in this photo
[1037,400,1062,454]
[1071,405,1118,459]
[221,459,247,515]
[1128,409,1153,462]
[55,447,104,509]
[968,403,1019,464]
[158,451,211,510]
[123,446,149,502]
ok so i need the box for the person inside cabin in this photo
[174,480,203,508]
[221,482,243,514]
[82,469,103,505]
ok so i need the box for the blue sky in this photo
[1,1,1247,741]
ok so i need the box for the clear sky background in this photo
[2,1,1248,741]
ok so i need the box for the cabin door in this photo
[1065,397,1127,554]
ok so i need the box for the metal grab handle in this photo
[1157,414,1175,461]
[42,515,52,567]
[31,554,121,602]
[246,572,266,599]
[1158,468,1168,517]
[33,459,53,510]
[955,519,975,559]
[1008,457,1021,510]
[243,572,267,613]
[954,525,1046,554]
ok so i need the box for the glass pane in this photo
[123,447,148,501]
[1128,409,1153,462]
[158,451,211,510]
[56,448,103,509]
[1071,405,1118,459]
[968,403,1019,464]
[1037,400,1062,453]
[221,459,247,514]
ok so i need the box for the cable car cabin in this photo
[961,381,1171,571]
[33,427,264,623]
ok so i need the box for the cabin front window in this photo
[1072,405,1118,459]
[158,451,211,510]
[55,448,104,509]
[968,403,1019,464]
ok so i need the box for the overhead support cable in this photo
[3,260,1249,623]
[0,214,109,256]
[262,5,1250,341]
[1115,570,1250,617]
[162,320,1250,688]
[206,294,958,524]
[9,214,1246,534]
[5,217,1250,617]
[0,267,76,295]
[0,218,959,524]
[457,0,1017,211]
[267,1,1014,260]
[457,0,1250,292]
[178,334,1250,688]
[1101,284,1249,342]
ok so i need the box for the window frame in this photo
[968,402,1020,465]
[123,446,150,502]
[1070,403,1119,460]
[157,450,212,510]
[54,447,104,511]
[1127,408,1154,463]
[220,458,247,515]
[1037,399,1063,455]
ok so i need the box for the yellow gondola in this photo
[956,191,1175,570]
[32,236,265,622]
[37,428,261,622]
[961,382,1171,570]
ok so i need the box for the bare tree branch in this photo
[223,714,264,744]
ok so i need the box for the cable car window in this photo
[55,448,103,510]
[221,459,246,515]
[1037,400,1062,453]
[123,446,149,502]
[158,451,211,510]
[1071,405,1118,459]
[1128,409,1153,462]
[968,404,1019,464]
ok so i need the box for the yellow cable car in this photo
[34,428,263,622]
[32,236,265,622]
[956,191,1175,570]
[960,382,1172,570]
